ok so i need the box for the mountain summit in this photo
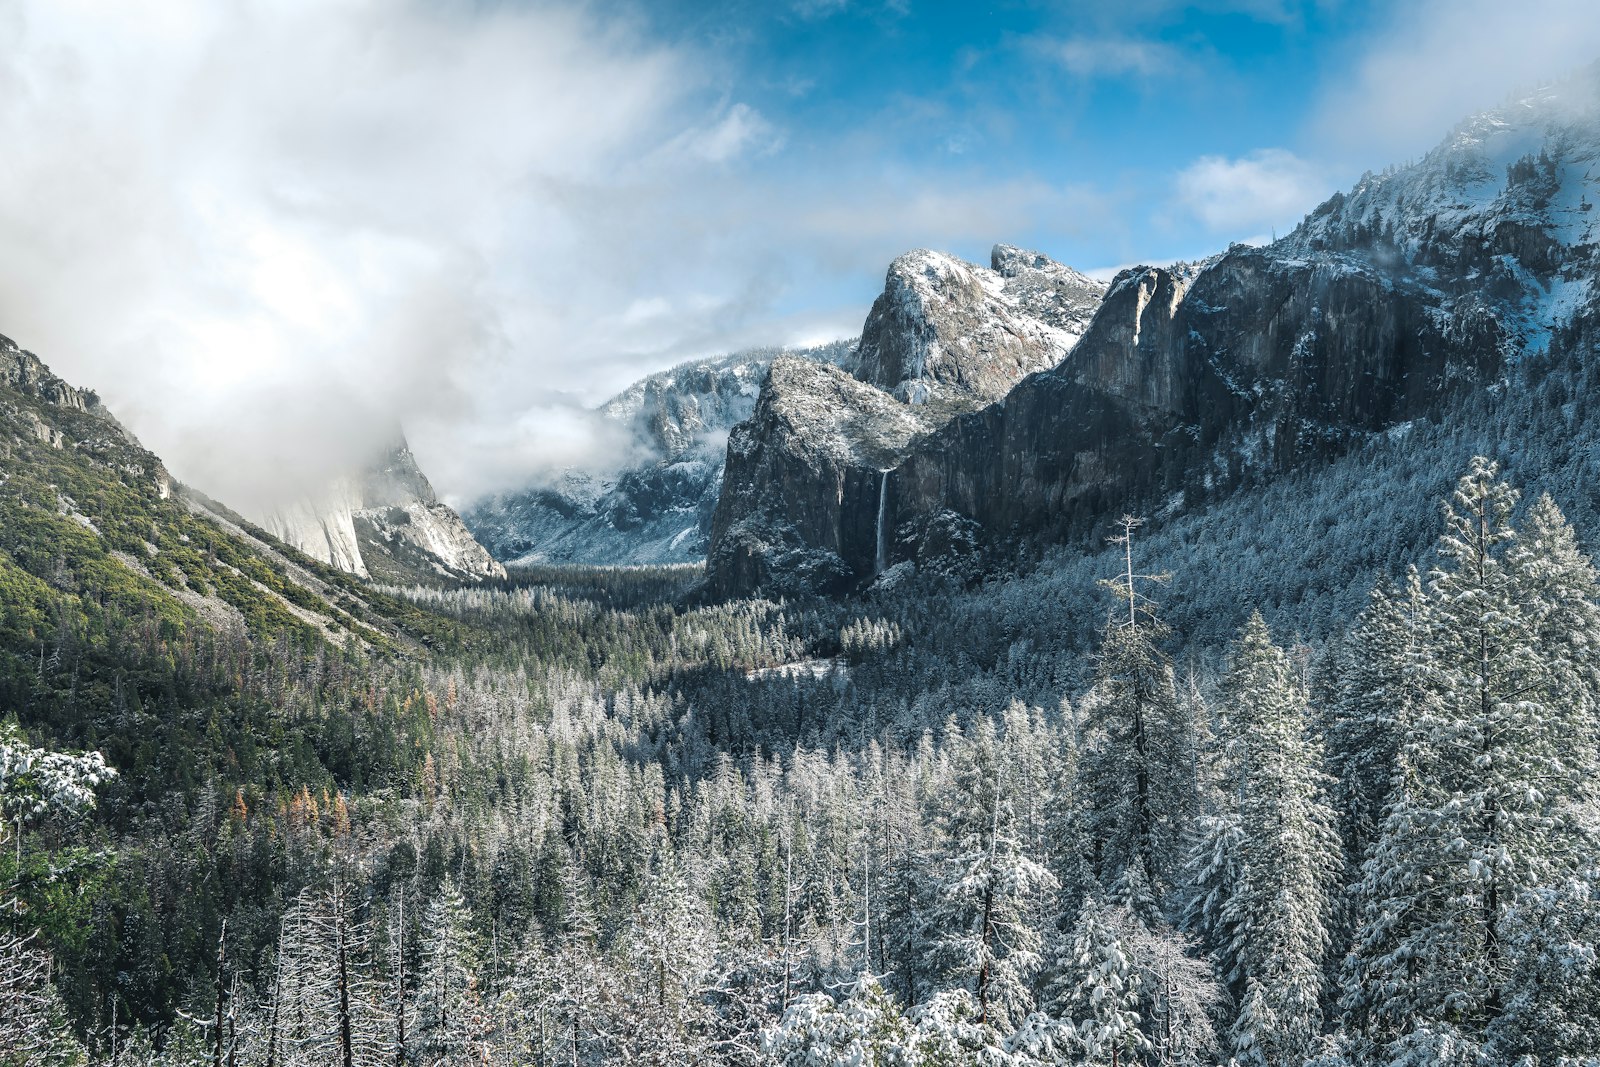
[706,245,1106,596]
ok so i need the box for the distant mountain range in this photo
[30,66,1598,603]
[462,342,850,567]
[460,244,1105,574]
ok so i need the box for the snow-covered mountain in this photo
[842,244,1106,404]
[706,67,1600,598]
[263,438,505,585]
[706,244,1107,596]
[464,342,852,566]
[465,245,1104,574]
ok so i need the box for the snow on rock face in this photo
[1283,63,1600,354]
[464,342,854,567]
[706,248,1107,598]
[852,246,1106,405]
[264,440,504,584]
[708,73,1600,600]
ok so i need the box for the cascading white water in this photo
[875,470,889,575]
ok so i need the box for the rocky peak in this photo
[704,244,1106,597]
[851,247,1105,406]
[463,341,855,568]
[599,350,777,461]
[1282,66,1600,352]
[0,333,170,496]
[359,440,440,509]
[1062,264,1196,415]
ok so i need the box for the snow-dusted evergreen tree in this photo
[0,926,87,1066]
[413,876,480,1065]
[925,716,1057,1031]
[1047,896,1151,1066]
[1186,613,1339,1066]
[259,883,391,1067]
[1487,874,1600,1062]
[1078,517,1196,904]
[1343,459,1600,1055]
[622,841,716,1063]
[764,976,911,1067]
[1518,491,1600,770]
[1324,574,1425,876]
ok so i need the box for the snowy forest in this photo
[5,452,1600,1067]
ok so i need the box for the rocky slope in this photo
[705,69,1600,598]
[264,439,505,585]
[0,335,427,648]
[705,245,1106,596]
[2,335,173,497]
[464,342,851,566]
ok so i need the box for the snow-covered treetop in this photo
[0,724,116,833]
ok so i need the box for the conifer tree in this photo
[1186,614,1340,1066]
[1048,897,1151,1066]
[1343,460,1600,1054]
[413,877,480,1066]
[1078,517,1196,904]
[925,717,1057,1031]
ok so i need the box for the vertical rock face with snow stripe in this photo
[704,245,1106,598]
[264,440,505,585]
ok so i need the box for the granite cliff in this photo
[705,71,1600,598]
[264,439,505,585]
[706,245,1106,596]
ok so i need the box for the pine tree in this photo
[1343,460,1600,1053]
[1324,574,1425,876]
[413,877,480,1066]
[1078,517,1196,904]
[925,717,1057,1031]
[1185,614,1340,1066]
[1048,897,1151,1066]
[623,843,715,1064]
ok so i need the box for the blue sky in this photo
[632,0,1374,276]
[0,0,1596,506]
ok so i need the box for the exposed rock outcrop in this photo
[704,246,1106,597]
[848,247,1104,404]
[265,439,505,585]
[465,342,852,566]
[1,333,172,498]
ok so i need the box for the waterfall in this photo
[875,470,889,576]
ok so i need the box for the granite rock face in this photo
[704,247,1106,597]
[265,440,505,585]
[464,343,851,567]
[849,246,1105,404]
[705,69,1600,598]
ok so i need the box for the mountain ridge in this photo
[703,70,1600,599]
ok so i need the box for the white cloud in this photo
[0,0,725,509]
[662,102,783,164]
[1043,36,1190,80]
[0,0,1141,510]
[1312,0,1600,164]
[1174,148,1326,236]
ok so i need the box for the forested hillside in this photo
[6,318,1600,1065]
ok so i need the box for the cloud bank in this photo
[0,0,1093,511]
